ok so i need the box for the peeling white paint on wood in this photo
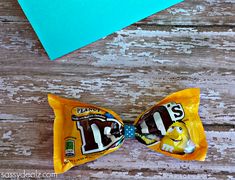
[2,130,12,140]
[13,146,32,156]
[0,113,29,122]
[1,0,235,26]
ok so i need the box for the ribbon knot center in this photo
[124,124,136,139]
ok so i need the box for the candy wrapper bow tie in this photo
[48,88,208,174]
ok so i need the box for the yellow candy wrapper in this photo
[48,95,124,174]
[48,88,208,174]
[134,88,208,161]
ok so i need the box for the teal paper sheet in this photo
[18,0,183,60]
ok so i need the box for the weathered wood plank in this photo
[0,25,234,125]
[1,24,234,65]
[0,0,234,26]
[0,169,233,179]
[0,122,234,177]
[0,73,234,126]
[140,0,235,26]
[61,169,235,180]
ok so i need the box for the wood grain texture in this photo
[0,0,234,26]
[0,121,235,178]
[0,0,235,179]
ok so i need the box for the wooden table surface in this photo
[0,0,235,179]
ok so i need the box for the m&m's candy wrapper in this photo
[48,88,208,174]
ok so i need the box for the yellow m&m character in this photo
[160,121,195,154]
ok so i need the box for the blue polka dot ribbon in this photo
[124,124,136,139]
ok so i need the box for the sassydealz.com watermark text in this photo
[0,170,57,179]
